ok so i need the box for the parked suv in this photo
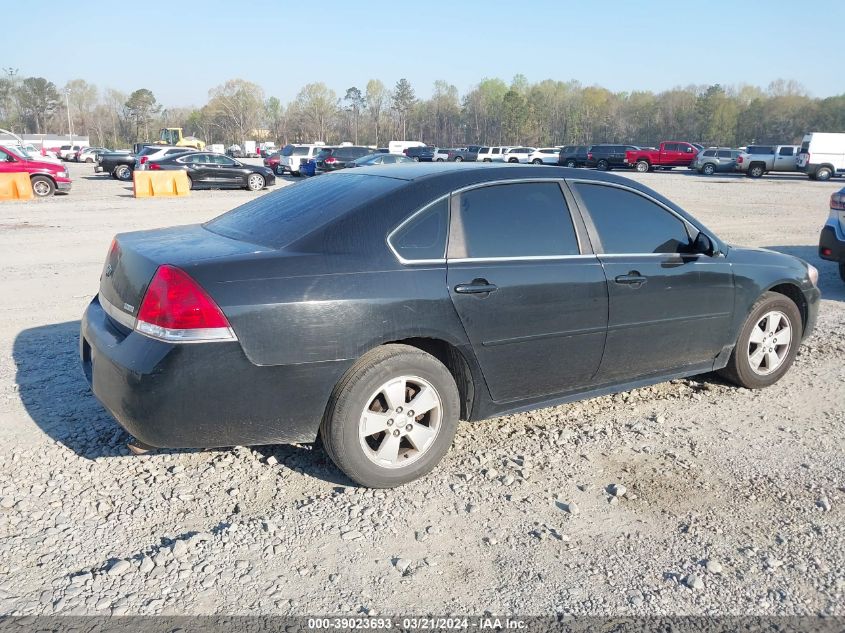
[558,145,589,167]
[528,148,562,165]
[315,146,371,172]
[693,148,741,175]
[404,146,435,162]
[502,147,537,163]
[819,187,845,282]
[477,146,508,162]
[585,145,639,170]
[735,145,799,178]
[279,144,325,176]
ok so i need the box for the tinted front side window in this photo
[573,183,690,255]
[390,198,449,261]
[778,147,794,156]
[207,174,404,248]
[449,182,579,259]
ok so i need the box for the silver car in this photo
[693,148,742,175]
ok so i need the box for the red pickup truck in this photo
[624,142,700,172]
[0,144,72,197]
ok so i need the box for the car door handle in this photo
[614,272,648,286]
[455,280,498,294]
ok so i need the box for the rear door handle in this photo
[614,272,648,287]
[455,280,498,294]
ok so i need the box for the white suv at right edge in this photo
[279,144,326,175]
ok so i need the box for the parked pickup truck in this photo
[447,145,482,162]
[96,150,136,181]
[735,145,800,178]
[624,141,700,172]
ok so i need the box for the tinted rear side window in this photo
[206,174,404,248]
[747,146,774,154]
[703,150,717,157]
[573,183,690,255]
[449,182,579,259]
[389,197,449,261]
[717,150,732,158]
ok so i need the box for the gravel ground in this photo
[0,163,843,617]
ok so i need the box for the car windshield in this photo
[206,174,405,248]
[6,145,27,159]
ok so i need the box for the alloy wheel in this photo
[358,375,442,469]
[747,310,792,376]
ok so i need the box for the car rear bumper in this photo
[819,224,845,263]
[80,296,350,448]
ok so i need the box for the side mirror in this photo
[692,232,715,255]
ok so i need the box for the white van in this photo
[797,133,845,181]
[388,140,425,155]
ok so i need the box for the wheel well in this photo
[30,173,55,183]
[749,161,766,169]
[768,283,807,333]
[386,337,475,420]
[637,158,650,164]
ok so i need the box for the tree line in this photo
[1,69,843,150]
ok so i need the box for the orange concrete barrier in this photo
[133,170,190,198]
[0,173,34,201]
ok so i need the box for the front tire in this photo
[719,291,801,389]
[115,165,132,181]
[320,344,460,488]
[247,173,265,191]
[30,175,55,197]
[565,159,577,168]
[532,158,542,165]
[453,156,463,162]
[596,159,610,171]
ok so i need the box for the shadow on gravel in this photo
[12,320,351,484]
[763,245,845,302]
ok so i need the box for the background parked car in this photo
[585,145,640,171]
[58,144,86,160]
[76,147,111,163]
[558,145,589,167]
[528,148,560,165]
[135,146,196,171]
[147,152,274,191]
[0,144,72,197]
[97,151,136,181]
[503,147,537,163]
[625,141,699,172]
[278,144,325,176]
[477,146,509,162]
[347,153,415,168]
[404,146,435,162]
[432,148,452,162]
[819,187,845,282]
[693,148,741,175]
[315,146,371,172]
[735,145,799,178]
[263,151,282,174]
[447,145,482,162]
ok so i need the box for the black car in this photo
[558,145,589,168]
[346,153,416,167]
[315,146,371,173]
[819,187,845,282]
[404,146,435,162]
[147,152,275,190]
[81,164,819,488]
[585,144,640,170]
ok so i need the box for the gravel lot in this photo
[0,162,843,617]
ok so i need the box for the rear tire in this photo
[482,158,491,162]
[635,160,650,173]
[718,291,802,389]
[702,163,716,176]
[454,156,463,162]
[597,159,610,171]
[748,163,765,178]
[320,344,460,488]
[532,158,542,165]
[30,175,55,198]
[816,166,832,181]
[565,159,577,168]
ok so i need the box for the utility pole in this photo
[65,89,73,145]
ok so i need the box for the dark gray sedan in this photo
[80,164,820,487]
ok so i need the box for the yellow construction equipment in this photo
[157,128,206,150]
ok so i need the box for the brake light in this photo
[821,247,832,257]
[831,192,845,210]
[325,157,337,163]
[148,162,161,170]
[135,265,236,342]
[587,152,593,160]
[737,156,744,164]
[140,156,149,164]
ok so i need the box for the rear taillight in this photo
[736,156,744,164]
[325,157,337,164]
[140,156,149,164]
[831,192,845,210]
[587,152,593,160]
[148,162,162,170]
[821,247,833,257]
[135,265,236,343]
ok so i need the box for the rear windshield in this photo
[205,174,405,248]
